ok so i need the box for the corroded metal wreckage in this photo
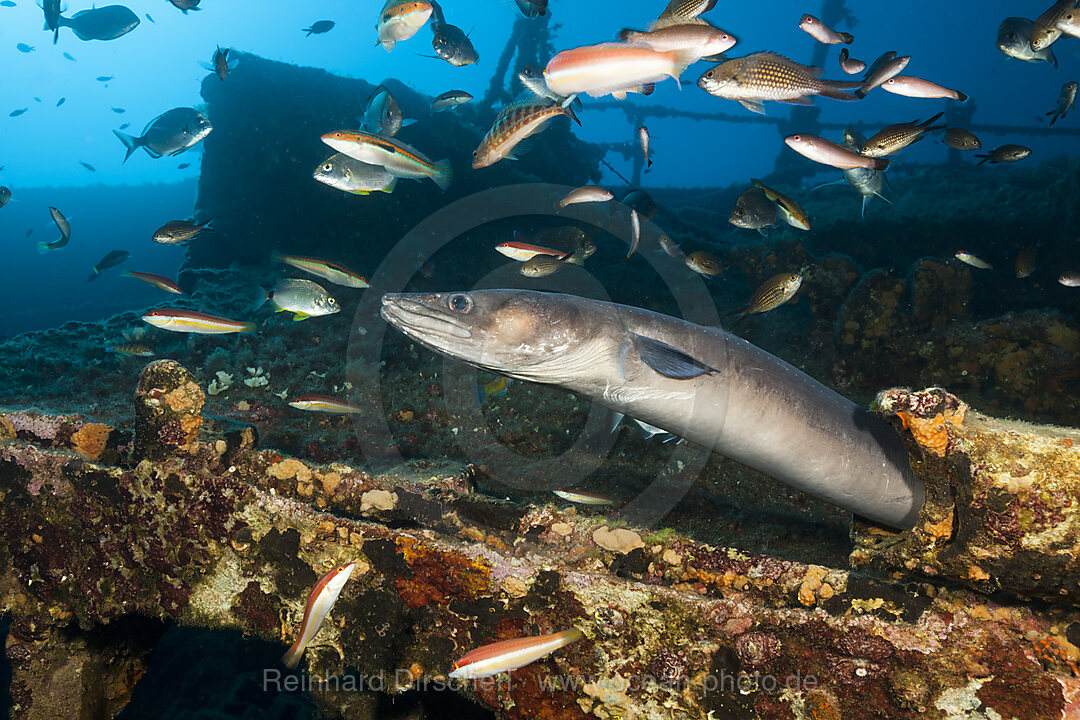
[1,361,1080,718]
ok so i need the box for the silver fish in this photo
[997,17,1058,67]
[838,48,865,74]
[1031,0,1077,50]
[943,128,981,151]
[1059,7,1080,39]
[257,279,340,321]
[432,90,472,112]
[313,153,398,195]
[38,206,71,253]
[57,5,140,41]
[555,185,614,211]
[856,51,910,98]
[799,14,853,44]
[430,19,477,66]
[839,127,889,218]
[520,255,567,277]
[975,144,1032,165]
[361,84,405,137]
[1047,81,1078,127]
[113,107,212,162]
[729,187,778,235]
[153,219,212,244]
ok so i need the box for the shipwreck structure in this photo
[3,363,1080,719]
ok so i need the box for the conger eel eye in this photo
[447,294,473,314]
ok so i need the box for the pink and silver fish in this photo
[448,629,583,680]
[283,563,357,669]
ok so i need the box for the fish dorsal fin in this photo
[631,333,717,379]
[649,15,709,31]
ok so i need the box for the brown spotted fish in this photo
[730,271,804,323]
[860,112,946,158]
[473,98,579,168]
[697,52,861,114]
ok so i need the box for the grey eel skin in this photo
[381,290,925,529]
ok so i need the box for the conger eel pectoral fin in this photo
[631,333,718,379]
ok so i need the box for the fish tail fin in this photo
[238,322,257,333]
[281,643,303,670]
[37,241,50,254]
[975,154,989,166]
[87,269,100,282]
[1049,114,1059,128]
[431,160,453,191]
[269,251,284,263]
[251,287,269,312]
[860,196,868,219]
[112,129,140,162]
[53,26,59,44]
[954,91,968,103]
[562,95,582,126]
[819,83,862,102]
[839,32,854,44]
[870,158,889,171]
[617,28,635,41]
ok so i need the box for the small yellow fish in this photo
[955,251,992,269]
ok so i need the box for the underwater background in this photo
[2,0,1080,718]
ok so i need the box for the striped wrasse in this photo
[472,97,579,168]
[282,563,356,669]
[141,309,255,334]
[448,629,583,680]
[320,130,452,190]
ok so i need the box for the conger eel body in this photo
[381,290,924,529]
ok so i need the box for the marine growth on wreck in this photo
[1,0,1079,718]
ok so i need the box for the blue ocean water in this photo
[1,0,1078,343]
